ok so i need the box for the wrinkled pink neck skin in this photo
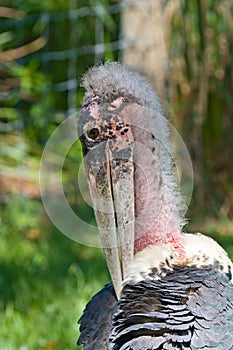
[132,150,185,258]
[125,104,186,259]
[134,228,185,258]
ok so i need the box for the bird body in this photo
[77,62,233,350]
[78,233,233,349]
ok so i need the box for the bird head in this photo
[78,62,185,298]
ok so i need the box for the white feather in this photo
[125,232,233,284]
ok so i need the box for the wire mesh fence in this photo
[0,3,123,112]
[1,0,233,220]
[0,2,124,199]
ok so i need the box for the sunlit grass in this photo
[0,195,109,350]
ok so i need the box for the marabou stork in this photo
[77,62,233,350]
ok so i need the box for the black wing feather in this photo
[78,283,117,350]
[78,267,233,349]
[110,266,233,350]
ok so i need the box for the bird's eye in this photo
[87,127,100,140]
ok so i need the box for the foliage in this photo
[0,3,120,347]
[0,0,120,142]
[0,1,233,348]
[0,195,109,350]
[0,0,120,197]
[166,0,233,219]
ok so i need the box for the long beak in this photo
[84,140,134,299]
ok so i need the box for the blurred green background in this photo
[0,1,233,349]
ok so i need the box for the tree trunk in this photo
[121,0,167,96]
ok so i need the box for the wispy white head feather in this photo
[81,61,164,114]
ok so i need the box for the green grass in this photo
[0,195,232,349]
[0,195,109,350]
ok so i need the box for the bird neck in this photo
[126,106,186,257]
[133,157,185,257]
